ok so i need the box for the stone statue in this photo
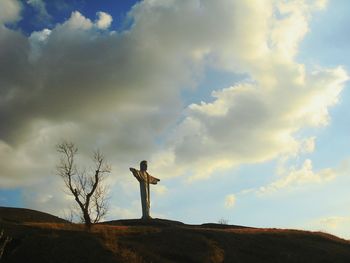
[129,160,160,219]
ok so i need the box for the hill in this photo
[0,207,68,224]
[1,207,350,262]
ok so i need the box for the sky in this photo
[1,0,350,239]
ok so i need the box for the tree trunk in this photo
[83,210,92,229]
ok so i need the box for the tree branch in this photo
[56,141,111,228]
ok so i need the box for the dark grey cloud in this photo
[0,10,188,146]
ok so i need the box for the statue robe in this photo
[130,168,159,219]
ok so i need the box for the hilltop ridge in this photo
[0,207,68,224]
[1,207,350,262]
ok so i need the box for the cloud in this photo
[22,176,74,216]
[312,0,328,10]
[107,204,139,220]
[258,159,336,194]
[307,215,350,239]
[238,158,350,196]
[153,185,168,196]
[0,0,21,23]
[147,0,348,180]
[27,0,51,22]
[62,10,93,30]
[300,137,316,154]
[0,0,348,215]
[154,66,347,180]
[0,135,58,188]
[224,194,236,209]
[95,11,112,29]
[318,216,348,229]
[28,28,51,62]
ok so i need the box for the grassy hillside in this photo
[1,207,350,262]
[0,207,68,224]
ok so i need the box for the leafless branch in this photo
[56,141,111,229]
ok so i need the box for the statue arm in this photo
[129,167,141,182]
[148,174,160,185]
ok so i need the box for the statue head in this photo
[140,160,148,171]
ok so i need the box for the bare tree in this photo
[56,141,111,229]
[218,218,229,225]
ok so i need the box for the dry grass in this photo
[92,224,153,263]
[220,227,350,243]
[24,223,158,262]
[12,222,350,263]
[24,222,81,231]
[2,207,350,263]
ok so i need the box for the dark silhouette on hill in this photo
[1,207,350,263]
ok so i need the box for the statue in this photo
[129,160,160,219]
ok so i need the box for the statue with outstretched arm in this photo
[129,160,160,219]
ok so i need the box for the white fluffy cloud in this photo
[62,10,93,30]
[153,64,347,181]
[224,194,236,209]
[149,0,348,180]
[95,11,112,29]
[258,159,336,194]
[0,0,348,215]
[237,158,350,196]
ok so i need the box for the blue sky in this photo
[1,0,350,239]
[15,0,139,33]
